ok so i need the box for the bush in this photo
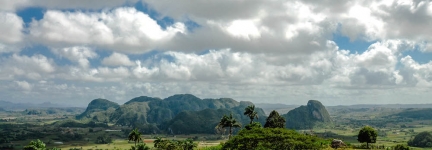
[24,139,46,150]
[154,138,197,150]
[199,144,223,150]
[222,128,326,149]
[131,143,150,150]
[95,135,112,144]
[394,144,410,150]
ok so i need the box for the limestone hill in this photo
[283,100,332,129]
[76,98,120,122]
[77,94,266,134]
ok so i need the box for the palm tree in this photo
[128,128,142,147]
[153,137,163,148]
[216,114,241,139]
[244,105,258,124]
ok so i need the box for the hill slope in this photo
[163,105,266,134]
[76,98,120,122]
[283,100,332,129]
[77,94,266,134]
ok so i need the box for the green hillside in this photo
[163,106,266,134]
[76,94,266,134]
[283,100,332,129]
[75,98,120,122]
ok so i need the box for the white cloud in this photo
[102,52,135,66]
[0,54,56,80]
[225,19,262,40]
[0,12,23,53]
[400,55,432,87]
[0,0,139,12]
[0,12,23,43]
[29,7,186,53]
[14,80,32,91]
[52,46,97,68]
[1,0,432,105]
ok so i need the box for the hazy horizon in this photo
[3,94,432,108]
[0,0,431,106]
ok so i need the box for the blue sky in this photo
[0,0,432,106]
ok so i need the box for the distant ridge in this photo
[329,104,432,108]
[0,100,67,110]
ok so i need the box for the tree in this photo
[216,114,241,139]
[357,126,377,149]
[244,105,258,124]
[153,138,197,150]
[128,128,142,147]
[24,139,46,150]
[264,110,286,128]
[408,131,432,147]
[153,137,163,148]
[180,138,197,150]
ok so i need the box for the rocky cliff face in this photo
[283,100,332,129]
[307,100,332,122]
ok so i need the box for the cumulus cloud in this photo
[102,52,135,66]
[29,7,185,53]
[52,46,97,68]
[1,0,432,105]
[0,0,139,11]
[0,12,23,53]
[0,54,55,80]
[14,80,32,91]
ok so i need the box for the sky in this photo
[1,0,432,107]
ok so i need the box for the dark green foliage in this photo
[357,126,377,148]
[57,132,83,142]
[264,110,285,128]
[131,143,150,150]
[408,131,432,147]
[222,128,325,150]
[95,135,112,144]
[245,122,262,130]
[283,100,332,129]
[52,119,108,128]
[153,138,197,150]
[24,139,45,150]
[394,144,410,150]
[164,108,252,134]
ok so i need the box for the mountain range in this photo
[75,94,334,133]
